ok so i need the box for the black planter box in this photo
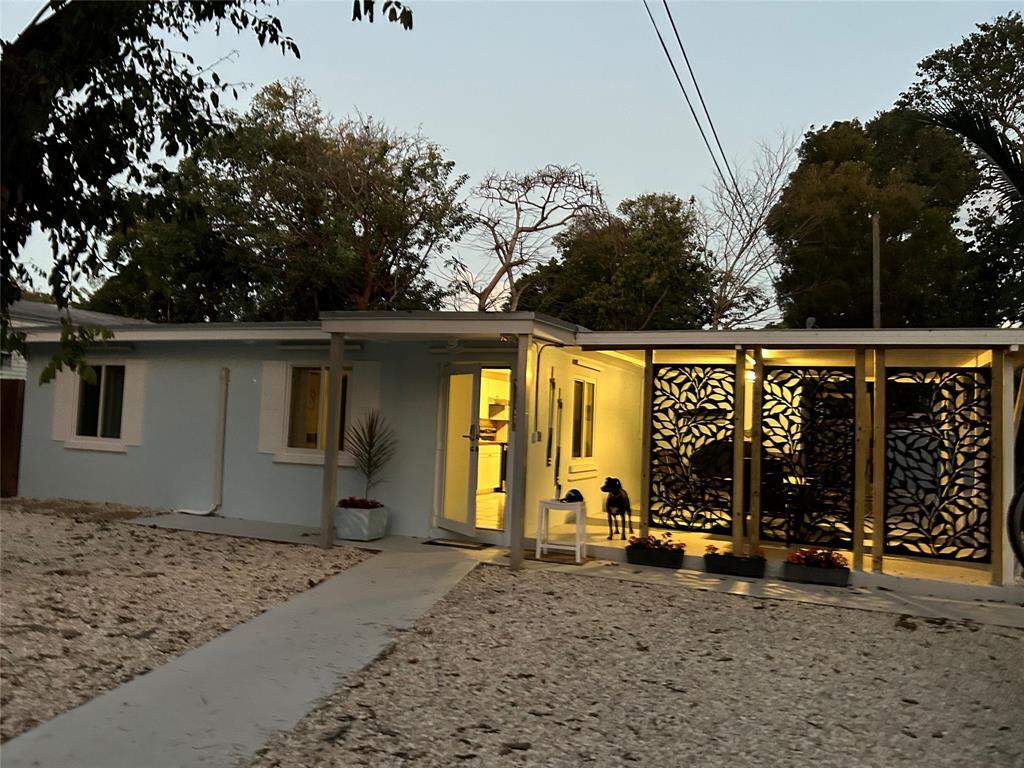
[781,562,850,587]
[704,553,766,578]
[626,547,685,569]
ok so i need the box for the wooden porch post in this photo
[747,348,764,551]
[991,348,1006,586]
[871,348,886,572]
[507,333,532,570]
[639,348,654,539]
[853,349,868,571]
[732,347,747,556]
[319,332,346,549]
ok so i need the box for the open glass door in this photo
[439,369,480,536]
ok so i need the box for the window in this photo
[76,364,125,439]
[286,366,348,450]
[571,379,595,459]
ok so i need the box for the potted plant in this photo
[335,410,397,541]
[703,544,767,578]
[781,547,850,587]
[625,532,686,569]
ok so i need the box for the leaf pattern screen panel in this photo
[759,368,856,548]
[648,365,735,532]
[885,369,992,562]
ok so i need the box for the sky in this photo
[0,0,1014,290]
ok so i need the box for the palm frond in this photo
[344,409,398,498]
[918,99,1024,216]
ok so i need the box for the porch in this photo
[310,313,1022,588]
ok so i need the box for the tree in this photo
[515,194,712,330]
[697,136,798,329]
[453,165,603,311]
[900,11,1022,148]
[768,110,993,328]
[88,80,471,322]
[1,0,411,373]
[900,11,1023,323]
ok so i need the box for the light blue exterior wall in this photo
[19,339,515,538]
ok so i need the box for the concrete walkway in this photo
[1,544,488,768]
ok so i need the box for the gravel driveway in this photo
[247,564,1023,768]
[0,498,366,742]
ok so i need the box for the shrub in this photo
[705,544,765,560]
[627,532,685,551]
[785,547,848,569]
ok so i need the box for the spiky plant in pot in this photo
[343,409,397,504]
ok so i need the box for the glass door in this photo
[439,368,480,536]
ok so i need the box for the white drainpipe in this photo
[180,367,230,516]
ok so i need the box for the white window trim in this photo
[65,360,130,452]
[569,375,597,467]
[273,361,355,467]
[63,436,128,454]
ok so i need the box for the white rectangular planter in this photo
[335,505,389,541]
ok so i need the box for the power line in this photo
[640,0,730,193]
[660,0,743,199]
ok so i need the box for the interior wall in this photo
[523,347,644,536]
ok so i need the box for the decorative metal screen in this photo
[759,367,856,548]
[648,365,735,532]
[885,369,992,562]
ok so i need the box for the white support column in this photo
[638,349,654,539]
[507,333,532,570]
[871,348,886,572]
[748,348,764,552]
[731,347,747,556]
[992,349,1014,586]
[852,349,868,572]
[319,332,346,549]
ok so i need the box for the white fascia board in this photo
[24,326,327,344]
[319,316,577,344]
[577,328,1024,349]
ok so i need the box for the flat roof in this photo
[21,311,1023,349]
[11,300,144,329]
[577,327,1024,349]
[23,322,326,344]
[318,311,580,344]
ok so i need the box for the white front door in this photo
[438,368,481,536]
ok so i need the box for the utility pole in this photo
[871,212,881,328]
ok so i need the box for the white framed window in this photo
[76,364,126,439]
[52,360,145,452]
[259,359,378,466]
[571,378,595,460]
[286,365,349,451]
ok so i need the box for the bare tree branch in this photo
[452,164,604,310]
[697,135,799,328]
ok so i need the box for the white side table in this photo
[536,499,587,563]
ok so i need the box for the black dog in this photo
[601,477,634,540]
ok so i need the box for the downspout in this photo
[180,367,230,516]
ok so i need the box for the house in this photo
[1,301,140,497]
[16,311,1024,586]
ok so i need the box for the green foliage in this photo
[900,11,1023,146]
[1,0,411,365]
[344,410,398,498]
[39,322,114,384]
[516,194,712,330]
[88,80,471,321]
[767,110,999,328]
[902,12,1023,322]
